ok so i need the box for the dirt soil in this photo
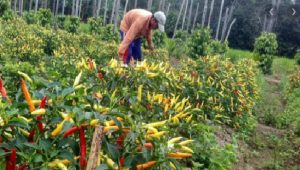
[230,74,300,170]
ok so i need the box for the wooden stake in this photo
[86,126,104,170]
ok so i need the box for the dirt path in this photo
[231,74,300,170]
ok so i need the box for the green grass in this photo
[272,57,296,78]
[78,23,90,33]
[226,48,253,61]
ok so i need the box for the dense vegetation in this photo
[0,0,300,169]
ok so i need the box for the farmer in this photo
[118,9,166,67]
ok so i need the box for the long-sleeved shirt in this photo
[118,9,154,57]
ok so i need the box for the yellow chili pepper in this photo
[51,121,64,137]
[31,108,46,115]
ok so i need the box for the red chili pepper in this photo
[79,127,86,168]
[116,134,126,151]
[39,96,47,109]
[17,163,27,170]
[28,129,35,143]
[63,126,80,137]
[97,71,104,80]
[6,148,16,170]
[0,79,7,99]
[36,96,47,133]
[37,122,44,133]
[119,156,125,167]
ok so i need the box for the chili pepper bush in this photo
[0,19,259,170]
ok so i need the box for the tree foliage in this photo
[254,32,278,74]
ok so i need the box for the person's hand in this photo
[149,44,154,52]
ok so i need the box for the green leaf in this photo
[33,154,44,163]
[96,164,109,170]
[59,150,74,161]
[106,143,119,161]
[40,139,51,151]
[124,155,134,167]
[7,117,29,129]
[50,150,59,158]
[24,142,40,150]
[61,87,74,97]
[0,149,7,157]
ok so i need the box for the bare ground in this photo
[230,74,300,170]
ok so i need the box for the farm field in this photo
[1,0,300,170]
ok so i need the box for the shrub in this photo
[294,49,300,65]
[67,16,80,33]
[1,10,15,21]
[165,38,188,59]
[254,32,278,74]
[57,15,66,29]
[209,40,229,56]
[188,28,211,59]
[173,30,189,41]
[152,30,167,48]
[23,11,38,24]
[288,68,300,91]
[88,17,103,34]
[0,19,44,62]
[37,8,53,27]
[99,24,119,42]
[0,0,10,16]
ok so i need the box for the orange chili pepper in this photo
[136,161,156,170]
[21,79,35,112]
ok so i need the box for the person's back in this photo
[120,9,152,33]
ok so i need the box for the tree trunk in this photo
[14,0,17,11]
[110,0,116,24]
[104,0,108,24]
[62,0,65,15]
[225,18,236,41]
[79,0,82,18]
[161,0,166,12]
[134,0,137,8]
[192,2,199,29]
[113,0,120,32]
[29,0,32,11]
[147,0,153,11]
[201,0,208,27]
[44,0,48,8]
[158,0,162,11]
[207,0,215,28]
[103,0,108,24]
[123,0,128,16]
[97,0,102,17]
[34,0,38,12]
[221,7,229,42]
[19,0,23,15]
[93,0,97,17]
[262,14,267,32]
[72,0,75,15]
[215,0,224,40]
[55,0,59,16]
[181,0,189,30]
[166,3,171,16]
[186,0,193,31]
[75,0,80,16]
[173,0,186,38]
[267,0,281,32]
[52,0,55,14]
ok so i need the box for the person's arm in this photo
[118,22,141,58]
[146,30,154,51]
